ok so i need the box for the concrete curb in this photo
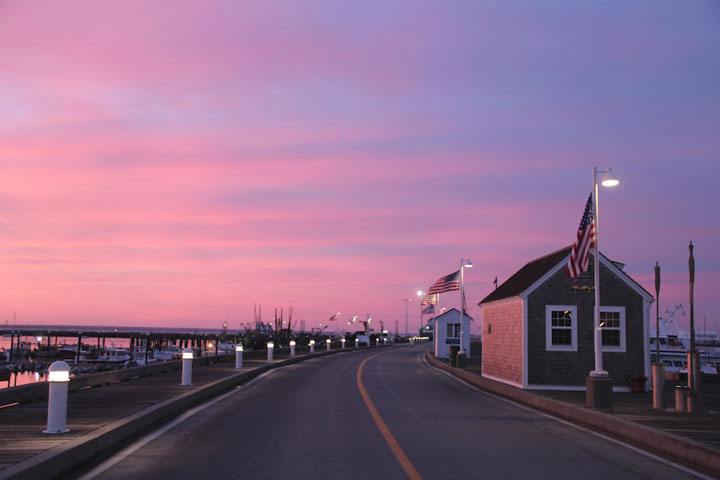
[0,347,364,480]
[425,354,720,477]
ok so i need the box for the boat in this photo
[88,347,131,364]
[649,304,719,375]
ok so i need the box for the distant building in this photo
[433,308,472,359]
[479,247,653,391]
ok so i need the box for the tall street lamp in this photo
[459,258,473,357]
[417,290,424,335]
[403,298,412,337]
[588,167,619,407]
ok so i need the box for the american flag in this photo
[421,305,435,315]
[421,293,438,306]
[427,270,460,294]
[567,194,596,278]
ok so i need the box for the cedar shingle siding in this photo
[526,260,646,387]
[480,247,652,389]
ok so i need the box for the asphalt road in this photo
[67,346,707,480]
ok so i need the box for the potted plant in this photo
[627,374,647,393]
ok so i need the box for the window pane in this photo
[600,311,620,328]
[602,329,620,346]
[446,324,454,337]
[551,310,572,327]
[552,329,571,345]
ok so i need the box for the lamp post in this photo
[44,361,71,434]
[235,344,243,369]
[417,290,424,335]
[459,258,473,357]
[403,298,411,338]
[587,167,619,408]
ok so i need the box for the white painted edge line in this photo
[78,369,278,480]
[419,355,713,480]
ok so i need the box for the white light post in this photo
[267,341,274,361]
[326,338,331,351]
[355,338,359,348]
[417,290,424,335]
[44,360,70,434]
[403,298,411,338]
[235,344,243,369]
[375,338,380,346]
[459,258,473,357]
[591,167,619,377]
[341,338,346,349]
[309,339,315,353]
[181,348,193,386]
[290,340,296,356]
[586,167,619,409]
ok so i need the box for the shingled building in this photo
[479,246,653,391]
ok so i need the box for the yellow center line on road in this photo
[356,353,423,480]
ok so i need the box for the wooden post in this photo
[75,333,82,364]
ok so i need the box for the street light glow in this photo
[601,168,620,187]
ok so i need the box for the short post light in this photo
[326,338,331,351]
[355,338,359,348]
[44,360,70,434]
[310,339,315,353]
[181,348,194,386]
[375,338,380,346]
[290,340,296,356]
[341,338,346,349]
[235,344,243,369]
[267,341,274,361]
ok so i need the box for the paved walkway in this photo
[461,357,720,450]
[0,352,301,477]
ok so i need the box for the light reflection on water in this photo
[0,370,48,389]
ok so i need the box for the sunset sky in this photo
[1,1,718,335]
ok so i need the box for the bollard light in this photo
[326,338,331,351]
[355,338,359,348]
[44,360,71,434]
[235,344,243,369]
[181,348,194,385]
[376,338,380,346]
[341,338,346,349]
[310,339,315,353]
[290,340,296,356]
[267,341,274,361]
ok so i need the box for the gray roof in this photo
[480,246,652,305]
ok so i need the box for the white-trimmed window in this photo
[546,305,577,351]
[446,323,461,338]
[600,306,626,352]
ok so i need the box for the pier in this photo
[0,340,363,479]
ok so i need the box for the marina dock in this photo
[0,344,354,480]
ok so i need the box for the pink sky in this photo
[1,1,718,335]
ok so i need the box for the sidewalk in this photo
[428,354,720,477]
[460,356,720,450]
[0,348,354,480]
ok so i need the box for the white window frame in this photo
[600,306,626,352]
[545,305,577,351]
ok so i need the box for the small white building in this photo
[433,308,472,359]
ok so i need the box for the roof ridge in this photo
[524,245,572,267]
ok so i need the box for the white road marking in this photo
[420,354,713,480]
[78,369,277,480]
